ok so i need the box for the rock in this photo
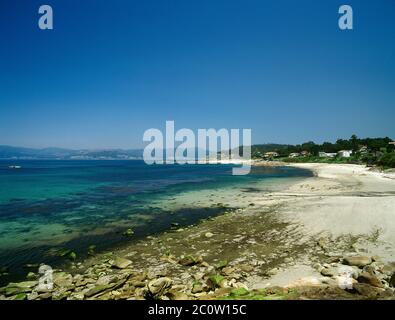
[267,268,280,276]
[343,256,372,268]
[167,289,189,300]
[85,284,114,298]
[317,237,327,248]
[0,266,9,275]
[84,279,126,298]
[26,272,37,280]
[23,263,40,269]
[37,292,52,300]
[192,282,204,293]
[68,292,85,300]
[88,245,96,255]
[215,260,228,270]
[123,228,134,237]
[96,275,119,286]
[284,257,294,263]
[238,264,254,273]
[53,272,73,288]
[112,257,132,269]
[12,293,27,300]
[58,248,77,260]
[2,281,37,296]
[229,287,249,297]
[146,277,173,299]
[222,267,235,276]
[207,275,225,289]
[179,255,201,266]
[321,267,337,277]
[357,272,384,288]
[205,232,214,238]
[52,290,71,300]
[390,273,395,287]
[353,283,385,299]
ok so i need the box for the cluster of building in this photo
[319,150,353,158]
[259,141,394,160]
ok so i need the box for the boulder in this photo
[146,277,173,299]
[112,257,132,269]
[179,255,201,266]
[357,272,383,288]
[207,275,225,289]
[53,272,73,288]
[343,256,372,268]
[192,282,204,293]
[389,273,395,288]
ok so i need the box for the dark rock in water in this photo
[26,272,37,280]
[357,272,383,288]
[0,266,9,273]
[343,256,372,268]
[58,248,77,260]
[112,257,132,269]
[23,263,40,269]
[123,228,134,237]
[88,245,96,255]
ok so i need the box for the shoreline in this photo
[1,163,395,300]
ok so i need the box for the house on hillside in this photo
[338,150,353,158]
[264,152,279,159]
[358,146,368,155]
[318,151,337,158]
[289,153,300,158]
[300,151,311,156]
[319,152,337,158]
[389,141,395,146]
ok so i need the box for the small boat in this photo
[8,165,22,169]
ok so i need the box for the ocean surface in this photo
[0,160,312,284]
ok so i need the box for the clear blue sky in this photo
[0,0,394,149]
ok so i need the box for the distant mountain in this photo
[0,146,144,160]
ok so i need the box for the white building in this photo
[289,153,300,158]
[319,152,337,158]
[338,150,353,158]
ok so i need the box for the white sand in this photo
[248,163,395,287]
[283,163,395,242]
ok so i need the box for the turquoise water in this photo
[0,160,312,284]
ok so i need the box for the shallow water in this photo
[0,160,312,284]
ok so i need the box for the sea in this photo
[0,160,312,284]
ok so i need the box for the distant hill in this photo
[0,146,143,160]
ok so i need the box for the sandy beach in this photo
[2,163,395,300]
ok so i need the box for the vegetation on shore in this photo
[251,135,395,168]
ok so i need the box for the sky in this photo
[0,0,394,149]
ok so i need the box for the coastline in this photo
[1,163,395,300]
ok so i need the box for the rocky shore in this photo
[1,163,395,300]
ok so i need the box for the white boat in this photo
[8,165,22,169]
